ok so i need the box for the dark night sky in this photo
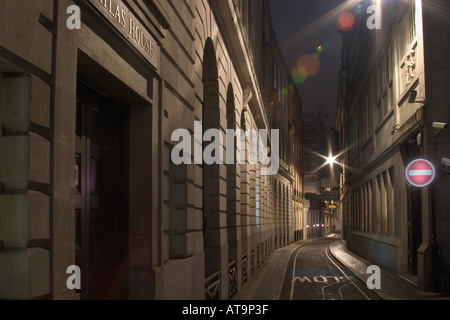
[269,0,351,127]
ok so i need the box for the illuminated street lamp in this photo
[326,156,337,165]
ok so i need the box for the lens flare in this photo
[297,54,321,77]
[292,67,308,84]
[315,46,323,58]
[338,12,355,31]
[281,0,361,53]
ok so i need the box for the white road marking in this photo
[290,246,303,300]
[290,241,372,300]
[325,243,371,300]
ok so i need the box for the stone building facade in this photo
[261,23,304,250]
[337,0,450,292]
[0,0,303,300]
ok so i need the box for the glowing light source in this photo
[326,156,337,165]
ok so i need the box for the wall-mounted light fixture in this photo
[432,122,448,135]
[409,90,426,104]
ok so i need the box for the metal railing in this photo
[250,249,255,275]
[294,230,304,242]
[228,260,237,298]
[256,245,261,269]
[242,253,248,283]
[205,271,221,300]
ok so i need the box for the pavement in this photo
[233,234,450,300]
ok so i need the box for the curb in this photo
[328,239,387,300]
[328,238,450,300]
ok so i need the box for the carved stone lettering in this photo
[88,0,159,69]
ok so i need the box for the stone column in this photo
[0,73,52,300]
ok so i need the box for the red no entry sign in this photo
[405,158,436,188]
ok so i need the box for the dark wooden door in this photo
[75,80,129,300]
[404,141,422,276]
[407,186,422,276]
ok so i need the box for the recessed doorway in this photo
[75,79,129,300]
